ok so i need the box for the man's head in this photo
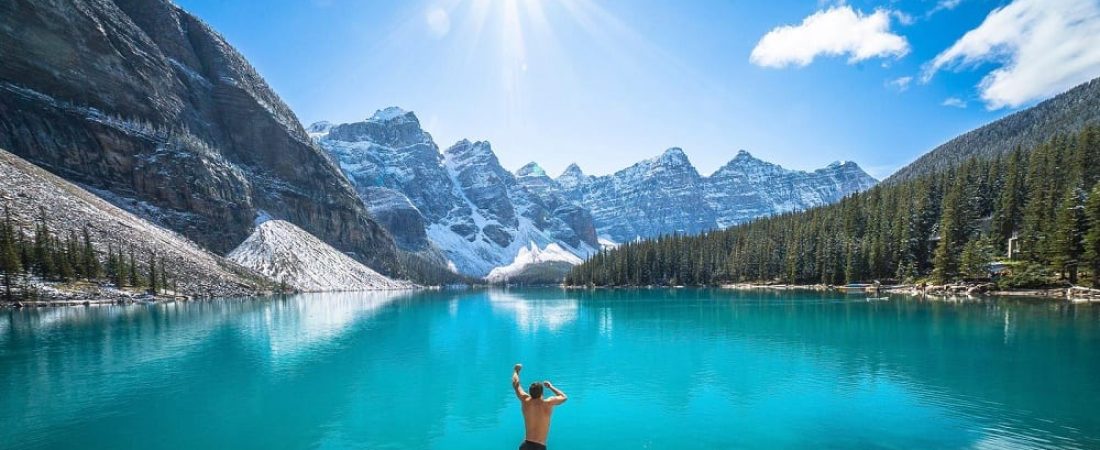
[529,382,544,399]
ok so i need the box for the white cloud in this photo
[928,0,963,16]
[942,97,968,108]
[923,0,1100,109]
[426,7,450,38]
[750,6,910,68]
[887,76,913,91]
[893,10,915,26]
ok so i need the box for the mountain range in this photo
[312,109,878,277]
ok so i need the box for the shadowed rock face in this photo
[0,0,399,274]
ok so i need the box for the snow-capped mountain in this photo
[314,107,875,278]
[313,109,599,277]
[557,148,878,243]
[486,242,584,283]
[228,219,411,292]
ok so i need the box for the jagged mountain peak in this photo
[625,147,698,178]
[307,121,333,134]
[517,162,548,178]
[444,139,496,163]
[823,160,862,171]
[561,163,585,177]
[321,107,432,148]
[657,147,690,165]
[713,150,788,176]
[369,106,416,123]
[733,149,757,160]
[557,163,590,191]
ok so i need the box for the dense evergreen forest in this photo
[0,209,176,300]
[566,126,1100,288]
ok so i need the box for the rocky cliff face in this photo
[0,0,398,273]
[314,110,600,277]
[704,151,878,228]
[558,149,878,243]
[568,148,718,242]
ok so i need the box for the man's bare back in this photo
[512,363,567,450]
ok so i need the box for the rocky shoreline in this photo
[0,281,269,309]
[720,282,1100,301]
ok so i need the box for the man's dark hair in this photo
[529,382,544,399]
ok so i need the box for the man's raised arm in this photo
[512,363,528,400]
[544,381,567,406]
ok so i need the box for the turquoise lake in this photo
[2,289,1099,449]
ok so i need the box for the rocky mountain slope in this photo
[887,76,1100,183]
[313,109,599,277]
[559,149,878,242]
[228,220,411,292]
[0,0,398,274]
[0,148,270,297]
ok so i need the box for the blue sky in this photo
[176,0,1100,179]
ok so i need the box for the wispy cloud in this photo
[942,97,967,108]
[927,0,963,18]
[923,0,1100,109]
[750,6,910,68]
[886,76,913,92]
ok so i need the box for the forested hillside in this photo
[887,77,1100,183]
[566,126,1100,288]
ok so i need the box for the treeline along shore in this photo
[566,126,1100,296]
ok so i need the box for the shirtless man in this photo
[512,363,567,450]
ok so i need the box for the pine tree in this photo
[991,149,1023,254]
[18,228,31,274]
[1,208,22,300]
[116,244,128,286]
[1051,188,1085,282]
[932,176,967,283]
[147,251,158,294]
[159,258,168,294]
[960,238,993,279]
[81,225,100,280]
[106,244,118,286]
[128,248,139,288]
[34,217,53,278]
[55,233,74,282]
[1084,183,1100,287]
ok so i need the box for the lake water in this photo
[2,289,1099,449]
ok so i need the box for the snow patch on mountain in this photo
[486,241,584,283]
[371,106,411,122]
[227,219,412,292]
